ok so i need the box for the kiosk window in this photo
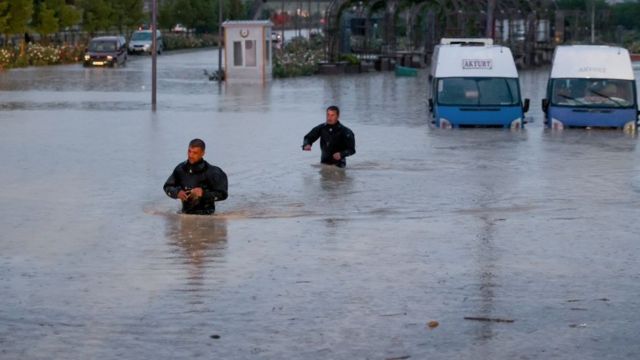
[245,40,256,67]
[233,41,242,66]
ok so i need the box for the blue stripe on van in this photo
[435,106,523,128]
[548,107,636,128]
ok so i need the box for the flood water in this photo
[1,49,640,359]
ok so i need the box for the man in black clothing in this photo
[302,105,356,168]
[164,139,228,215]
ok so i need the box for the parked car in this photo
[83,36,127,67]
[172,24,187,33]
[128,30,164,55]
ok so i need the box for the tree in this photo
[159,0,178,30]
[51,0,81,30]
[2,0,34,53]
[612,2,640,30]
[111,0,144,35]
[35,2,59,42]
[0,2,10,44]
[78,0,112,35]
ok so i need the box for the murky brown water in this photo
[1,49,640,359]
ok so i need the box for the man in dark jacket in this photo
[302,105,356,168]
[164,139,228,215]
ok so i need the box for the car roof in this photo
[91,36,122,42]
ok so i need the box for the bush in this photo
[0,48,16,69]
[58,44,86,63]
[27,44,61,66]
[163,33,219,51]
[273,35,325,78]
[339,53,360,65]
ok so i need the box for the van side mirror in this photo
[428,98,434,113]
[523,98,530,113]
[542,99,549,113]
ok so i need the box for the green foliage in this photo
[0,2,9,37]
[556,0,607,10]
[339,53,359,65]
[3,0,34,36]
[35,3,60,38]
[78,0,112,34]
[58,3,81,29]
[111,0,144,33]
[612,2,640,31]
[273,36,325,78]
[160,0,244,34]
[163,33,219,50]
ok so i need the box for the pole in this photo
[281,0,285,43]
[590,0,595,44]
[151,0,157,111]
[485,0,495,39]
[218,0,223,77]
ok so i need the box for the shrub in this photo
[339,53,360,65]
[58,44,86,63]
[27,43,61,66]
[163,33,219,51]
[0,48,16,69]
[273,35,325,78]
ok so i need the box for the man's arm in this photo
[163,168,182,199]
[340,128,356,158]
[302,124,323,149]
[202,167,228,203]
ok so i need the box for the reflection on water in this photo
[163,214,228,285]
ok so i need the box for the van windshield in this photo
[437,77,520,106]
[550,78,635,108]
[131,32,152,41]
[89,40,117,52]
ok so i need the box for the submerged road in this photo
[1,49,639,359]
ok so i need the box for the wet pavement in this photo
[1,49,640,359]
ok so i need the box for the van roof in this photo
[440,38,493,46]
[431,44,518,78]
[550,45,634,80]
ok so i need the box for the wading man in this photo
[302,105,356,168]
[164,139,228,215]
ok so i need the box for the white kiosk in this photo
[223,20,273,84]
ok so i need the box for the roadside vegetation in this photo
[0,0,244,70]
[273,35,325,78]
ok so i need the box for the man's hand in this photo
[177,190,189,201]
[190,187,203,199]
[333,152,342,160]
[303,145,312,151]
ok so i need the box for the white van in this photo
[542,45,638,131]
[428,38,529,128]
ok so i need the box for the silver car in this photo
[128,30,164,55]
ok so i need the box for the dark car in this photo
[83,36,127,67]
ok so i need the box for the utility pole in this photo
[218,0,224,77]
[486,0,495,39]
[151,0,157,111]
[590,0,595,44]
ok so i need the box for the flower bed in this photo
[0,43,85,69]
[273,36,325,78]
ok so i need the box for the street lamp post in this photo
[151,0,157,111]
[218,0,223,77]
